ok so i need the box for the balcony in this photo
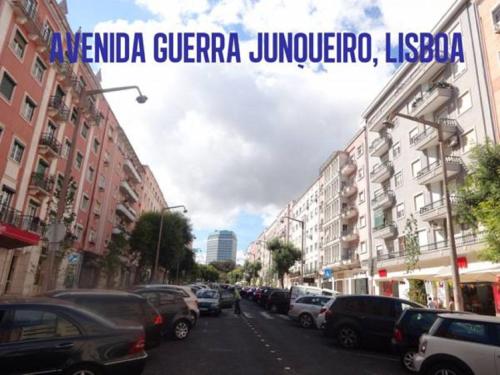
[47,96,69,122]
[71,78,84,103]
[341,183,358,198]
[55,62,73,84]
[116,203,136,222]
[29,173,53,197]
[410,82,453,117]
[38,133,61,158]
[341,229,359,243]
[370,161,394,184]
[11,0,50,52]
[371,190,395,211]
[419,197,457,222]
[341,159,356,177]
[410,119,457,151]
[369,135,392,157]
[373,222,398,239]
[124,159,142,184]
[0,203,44,248]
[341,206,358,220]
[416,157,462,185]
[120,181,139,203]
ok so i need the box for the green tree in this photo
[210,260,236,273]
[267,238,301,288]
[408,279,427,306]
[197,264,220,282]
[130,211,194,282]
[99,232,128,287]
[243,260,262,284]
[457,142,500,261]
[404,214,420,273]
[227,267,244,284]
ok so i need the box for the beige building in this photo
[139,165,167,214]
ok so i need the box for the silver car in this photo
[288,295,333,328]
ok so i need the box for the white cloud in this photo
[95,0,454,235]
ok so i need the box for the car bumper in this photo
[199,305,220,313]
[413,353,425,372]
[104,353,147,375]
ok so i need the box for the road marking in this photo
[260,311,274,320]
[243,312,253,319]
[276,314,291,320]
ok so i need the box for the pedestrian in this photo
[234,288,241,315]
[427,296,437,309]
[448,297,455,311]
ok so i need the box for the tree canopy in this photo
[243,260,262,284]
[196,264,220,282]
[457,142,500,261]
[267,238,301,288]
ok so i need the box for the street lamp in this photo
[42,85,148,292]
[281,216,305,284]
[153,205,188,283]
[388,112,463,311]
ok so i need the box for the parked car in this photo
[414,313,500,375]
[289,295,333,328]
[45,289,162,348]
[392,308,452,372]
[317,298,336,330]
[265,290,290,314]
[0,297,147,375]
[196,289,221,316]
[253,288,265,304]
[246,287,257,300]
[323,295,423,349]
[138,285,200,325]
[130,286,193,340]
[259,288,276,307]
[290,285,337,304]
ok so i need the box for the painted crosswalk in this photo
[260,311,274,320]
[243,312,253,319]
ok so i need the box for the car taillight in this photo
[325,310,332,320]
[129,335,145,354]
[419,340,427,354]
[153,314,163,326]
[393,327,403,343]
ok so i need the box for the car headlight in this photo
[419,340,427,354]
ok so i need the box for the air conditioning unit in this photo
[495,21,500,34]
[94,207,101,216]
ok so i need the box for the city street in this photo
[144,300,405,375]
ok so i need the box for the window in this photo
[81,195,90,211]
[11,30,27,59]
[411,159,421,177]
[0,186,15,207]
[358,190,365,203]
[395,171,403,187]
[462,129,476,153]
[357,166,364,180]
[360,241,367,254]
[32,57,46,82]
[409,127,419,144]
[81,123,90,139]
[392,141,401,158]
[41,21,53,44]
[141,292,159,307]
[3,309,80,342]
[75,225,84,241]
[22,96,37,122]
[70,108,78,124]
[93,138,100,153]
[356,145,364,158]
[10,140,25,163]
[87,166,95,182]
[359,215,366,228]
[0,72,16,101]
[47,121,57,137]
[396,203,405,219]
[494,5,500,25]
[414,193,425,212]
[457,91,472,115]
[75,152,83,169]
[88,230,96,243]
[439,320,490,345]
[63,139,71,158]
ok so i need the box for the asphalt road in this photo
[143,300,406,375]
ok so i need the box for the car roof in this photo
[335,294,423,306]
[439,313,500,323]
[0,296,78,307]
[46,289,145,299]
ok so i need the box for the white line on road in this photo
[260,311,274,320]
[243,312,253,319]
[276,314,291,320]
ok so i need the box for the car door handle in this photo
[55,342,74,349]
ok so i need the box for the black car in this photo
[131,286,193,340]
[265,290,290,313]
[46,289,162,348]
[323,295,423,349]
[258,288,276,307]
[0,298,147,375]
[392,308,451,372]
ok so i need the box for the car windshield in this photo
[197,290,219,299]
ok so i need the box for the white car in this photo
[316,298,336,329]
[288,295,333,328]
[145,284,200,325]
[414,313,500,375]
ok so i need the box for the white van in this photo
[289,285,338,303]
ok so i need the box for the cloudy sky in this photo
[67,0,454,263]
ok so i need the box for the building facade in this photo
[0,0,166,295]
[139,165,167,214]
[364,0,498,314]
[206,230,238,264]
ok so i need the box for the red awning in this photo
[0,223,41,249]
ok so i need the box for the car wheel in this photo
[174,320,190,340]
[299,313,314,329]
[190,311,198,326]
[401,350,417,372]
[65,364,102,375]
[426,362,468,375]
[336,325,360,349]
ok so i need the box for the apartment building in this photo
[288,178,322,287]
[0,0,166,295]
[319,128,372,295]
[139,165,167,214]
[363,0,498,314]
[476,0,500,141]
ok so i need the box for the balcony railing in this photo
[341,159,356,176]
[48,96,70,122]
[120,181,139,203]
[29,173,54,194]
[341,206,358,220]
[370,161,394,183]
[373,222,398,239]
[0,203,44,235]
[416,157,462,185]
[38,133,61,157]
[116,203,136,222]
[371,190,395,210]
[341,229,359,243]
[369,135,392,157]
[11,0,50,51]
[124,159,142,184]
[410,120,457,151]
[419,196,457,221]
[410,82,453,117]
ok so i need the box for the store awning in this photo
[434,262,500,282]
[0,223,41,249]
